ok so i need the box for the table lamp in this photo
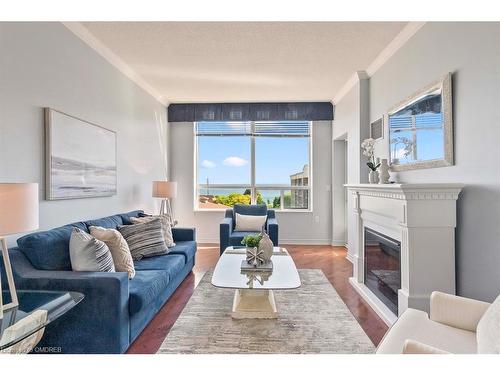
[0,183,39,318]
[152,181,177,225]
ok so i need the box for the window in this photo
[195,121,311,211]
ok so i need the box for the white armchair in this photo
[376,291,499,354]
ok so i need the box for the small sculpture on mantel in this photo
[378,159,391,184]
[258,225,274,263]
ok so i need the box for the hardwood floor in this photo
[126,245,389,354]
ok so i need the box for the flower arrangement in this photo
[361,138,380,171]
[241,234,262,248]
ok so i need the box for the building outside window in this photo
[195,121,312,211]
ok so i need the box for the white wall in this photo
[333,22,500,302]
[169,121,332,244]
[331,138,347,246]
[368,22,500,302]
[332,73,370,258]
[0,22,168,246]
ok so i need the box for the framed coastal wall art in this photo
[45,108,117,200]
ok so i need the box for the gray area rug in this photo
[158,269,375,354]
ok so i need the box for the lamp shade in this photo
[0,183,39,236]
[152,181,177,198]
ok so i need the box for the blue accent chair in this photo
[219,204,278,255]
[2,210,196,354]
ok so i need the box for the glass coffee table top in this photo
[211,246,301,290]
[0,290,84,350]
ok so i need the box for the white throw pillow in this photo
[234,213,267,232]
[69,228,115,272]
[90,226,135,279]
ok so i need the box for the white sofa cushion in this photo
[430,291,490,332]
[477,295,500,354]
[376,308,477,354]
[402,339,450,354]
[234,213,267,232]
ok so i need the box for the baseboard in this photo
[197,238,220,245]
[280,239,332,245]
[346,252,355,264]
[197,238,332,246]
[330,240,347,247]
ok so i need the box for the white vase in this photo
[378,159,390,184]
[388,170,398,183]
[258,231,274,263]
[369,170,379,184]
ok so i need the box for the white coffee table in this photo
[211,246,301,319]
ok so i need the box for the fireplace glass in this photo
[364,227,401,315]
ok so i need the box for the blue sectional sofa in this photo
[6,210,196,354]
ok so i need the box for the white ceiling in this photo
[79,22,408,103]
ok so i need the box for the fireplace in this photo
[346,184,463,324]
[364,228,401,315]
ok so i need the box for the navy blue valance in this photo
[168,102,333,122]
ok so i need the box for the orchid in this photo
[361,138,380,171]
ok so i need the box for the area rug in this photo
[158,269,375,354]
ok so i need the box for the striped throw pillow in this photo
[130,214,175,247]
[69,228,115,272]
[118,218,168,260]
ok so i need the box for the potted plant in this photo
[241,234,263,267]
[361,138,380,183]
[241,234,262,249]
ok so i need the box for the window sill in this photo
[193,208,313,213]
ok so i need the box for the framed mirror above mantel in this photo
[388,73,454,171]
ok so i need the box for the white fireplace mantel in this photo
[345,183,464,325]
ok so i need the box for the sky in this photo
[51,110,115,167]
[389,112,444,163]
[197,136,309,185]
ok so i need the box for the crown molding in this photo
[62,22,168,106]
[332,22,426,105]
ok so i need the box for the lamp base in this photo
[1,237,19,319]
[159,199,177,227]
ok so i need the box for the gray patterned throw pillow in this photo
[69,228,115,272]
[118,217,168,260]
[130,214,175,248]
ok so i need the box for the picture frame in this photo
[387,73,453,171]
[45,108,117,200]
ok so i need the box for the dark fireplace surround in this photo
[364,228,401,315]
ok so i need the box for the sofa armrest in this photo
[220,217,233,235]
[172,227,196,242]
[267,217,278,246]
[10,249,129,353]
[430,291,491,332]
[219,217,233,254]
[403,339,450,354]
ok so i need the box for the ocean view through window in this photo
[195,121,311,210]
